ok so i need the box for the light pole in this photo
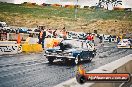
[75,0,78,20]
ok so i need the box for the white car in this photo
[0,22,10,30]
[117,39,131,48]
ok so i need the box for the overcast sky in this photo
[0,0,132,8]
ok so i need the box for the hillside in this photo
[0,2,132,35]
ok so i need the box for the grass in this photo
[0,2,131,35]
[0,2,132,21]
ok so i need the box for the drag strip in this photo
[0,43,131,87]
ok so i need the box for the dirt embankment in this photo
[1,13,132,35]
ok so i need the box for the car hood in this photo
[46,46,60,52]
[46,47,84,53]
[64,48,81,53]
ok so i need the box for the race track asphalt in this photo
[0,42,131,87]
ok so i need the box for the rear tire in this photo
[62,58,69,64]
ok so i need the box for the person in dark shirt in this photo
[53,29,57,38]
[109,35,112,42]
[117,36,121,44]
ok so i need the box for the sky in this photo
[0,0,132,8]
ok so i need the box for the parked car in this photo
[27,28,37,33]
[0,22,11,30]
[117,39,132,48]
[34,29,40,32]
[44,39,96,64]
[68,31,78,39]
[77,32,87,40]
[103,35,110,42]
[18,27,28,33]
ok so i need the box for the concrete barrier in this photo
[55,54,132,87]
[22,38,63,53]
[22,44,43,53]
[0,41,17,44]
[22,37,43,53]
[0,43,22,55]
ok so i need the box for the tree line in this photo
[97,0,122,10]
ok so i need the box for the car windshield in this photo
[61,40,90,49]
[20,28,28,31]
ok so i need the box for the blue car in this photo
[44,39,96,64]
[18,27,28,33]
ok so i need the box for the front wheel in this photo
[74,55,80,65]
[87,57,93,62]
[62,58,69,64]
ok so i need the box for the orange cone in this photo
[17,33,21,44]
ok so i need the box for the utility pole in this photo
[75,0,78,20]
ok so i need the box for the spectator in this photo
[29,33,33,37]
[109,35,112,42]
[86,34,90,40]
[61,27,67,39]
[91,34,94,42]
[38,28,46,50]
[48,29,52,34]
[99,36,103,43]
[53,29,57,38]
[128,37,132,45]
[117,36,121,44]
[87,34,92,41]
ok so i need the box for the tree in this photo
[111,0,122,7]
[97,0,122,10]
